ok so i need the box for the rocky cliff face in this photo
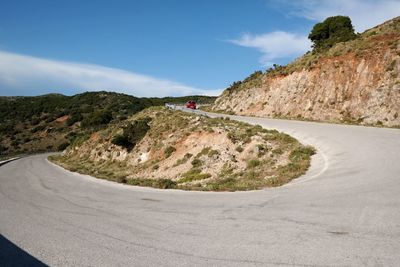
[213,17,400,127]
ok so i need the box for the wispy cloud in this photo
[228,31,311,67]
[275,0,400,32]
[0,50,221,97]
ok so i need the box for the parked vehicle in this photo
[185,100,196,109]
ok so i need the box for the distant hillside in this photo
[0,91,215,156]
[213,16,400,127]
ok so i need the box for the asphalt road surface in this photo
[1,111,400,266]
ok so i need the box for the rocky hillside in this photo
[213,17,400,127]
[50,107,315,191]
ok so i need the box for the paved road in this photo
[1,112,400,266]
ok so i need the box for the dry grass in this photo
[50,107,316,191]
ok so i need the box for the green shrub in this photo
[111,134,131,148]
[127,178,153,187]
[208,149,220,158]
[115,176,127,184]
[31,125,46,133]
[224,70,264,94]
[257,144,267,156]
[191,158,203,168]
[81,109,113,128]
[272,148,283,155]
[247,159,260,168]
[57,142,70,151]
[0,144,8,153]
[45,115,57,123]
[174,153,192,166]
[179,168,211,183]
[184,153,193,159]
[235,146,244,153]
[289,146,316,162]
[164,146,176,158]
[111,118,151,151]
[11,140,20,148]
[66,113,83,126]
[198,147,211,156]
[127,178,177,189]
[266,64,287,76]
[118,115,128,121]
[205,177,237,191]
[309,15,356,51]
[70,133,90,146]
[154,179,177,189]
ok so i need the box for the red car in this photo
[185,100,196,109]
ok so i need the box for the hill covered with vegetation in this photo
[0,91,215,157]
[50,107,315,191]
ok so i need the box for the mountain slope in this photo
[213,17,400,127]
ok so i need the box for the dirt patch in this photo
[55,115,70,123]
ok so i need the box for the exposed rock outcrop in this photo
[213,17,400,127]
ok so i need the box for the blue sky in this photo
[0,0,399,97]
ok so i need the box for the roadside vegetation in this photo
[50,107,315,191]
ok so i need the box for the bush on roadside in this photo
[57,142,70,151]
[127,178,177,189]
[111,117,151,151]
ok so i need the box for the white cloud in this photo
[0,50,221,97]
[281,0,400,32]
[228,31,311,66]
